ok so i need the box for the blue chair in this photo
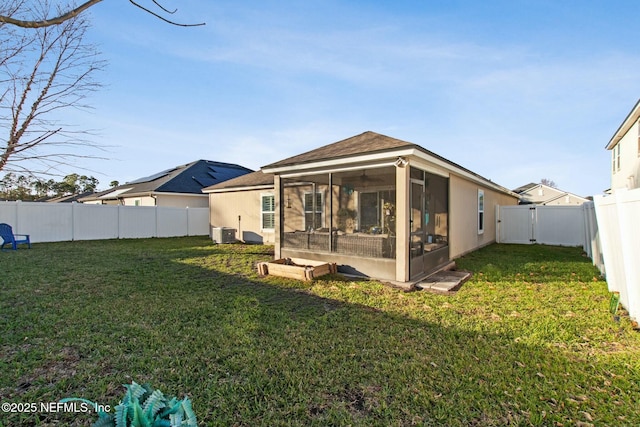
[0,223,31,250]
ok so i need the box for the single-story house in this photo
[81,160,252,208]
[513,183,590,205]
[606,98,640,191]
[205,131,519,282]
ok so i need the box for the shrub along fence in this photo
[0,201,209,243]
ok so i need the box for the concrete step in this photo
[415,270,472,293]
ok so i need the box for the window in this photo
[616,144,621,171]
[261,194,275,230]
[304,192,323,230]
[637,120,640,156]
[478,190,485,234]
[360,190,396,233]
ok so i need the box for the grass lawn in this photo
[1,237,639,426]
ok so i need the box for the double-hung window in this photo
[478,190,485,234]
[261,194,275,230]
[304,192,323,230]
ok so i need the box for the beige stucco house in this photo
[513,183,589,205]
[205,132,518,283]
[607,98,640,191]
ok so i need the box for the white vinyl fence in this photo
[497,197,638,321]
[0,201,209,243]
[496,205,589,247]
[593,188,640,321]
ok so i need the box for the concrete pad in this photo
[415,270,472,293]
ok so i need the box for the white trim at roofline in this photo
[543,192,589,205]
[262,149,416,174]
[119,191,208,198]
[607,98,640,150]
[203,184,274,194]
[263,148,517,198]
[96,188,133,199]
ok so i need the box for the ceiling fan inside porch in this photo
[356,170,383,184]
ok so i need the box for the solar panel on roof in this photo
[127,168,176,184]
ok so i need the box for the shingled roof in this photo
[262,131,414,169]
[203,170,275,192]
[260,131,516,197]
[81,160,252,202]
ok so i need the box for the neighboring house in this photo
[81,160,252,207]
[207,131,519,283]
[39,191,96,203]
[607,98,640,191]
[513,183,589,206]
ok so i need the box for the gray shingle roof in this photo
[512,183,539,194]
[259,131,517,197]
[203,170,275,192]
[262,131,413,169]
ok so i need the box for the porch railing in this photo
[283,231,396,259]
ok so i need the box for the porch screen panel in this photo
[425,173,448,248]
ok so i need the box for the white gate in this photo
[497,205,586,246]
[497,205,536,244]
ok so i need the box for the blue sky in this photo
[69,0,640,196]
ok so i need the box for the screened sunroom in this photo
[259,132,517,282]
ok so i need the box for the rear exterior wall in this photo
[209,190,275,244]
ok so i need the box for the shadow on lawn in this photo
[0,239,636,427]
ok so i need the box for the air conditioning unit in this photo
[211,227,236,244]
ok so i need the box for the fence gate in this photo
[497,205,537,244]
[497,205,586,246]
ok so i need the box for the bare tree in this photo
[0,0,205,28]
[540,178,557,188]
[0,0,106,176]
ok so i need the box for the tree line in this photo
[0,172,118,201]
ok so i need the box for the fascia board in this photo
[261,149,416,174]
[203,184,274,194]
[606,98,640,150]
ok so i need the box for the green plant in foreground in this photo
[62,381,197,427]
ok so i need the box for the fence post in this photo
[71,202,75,241]
[15,200,21,232]
[495,205,501,243]
[616,189,640,320]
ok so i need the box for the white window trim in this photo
[478,189,485,235]
[304,191,323,230]
[637,119,640,157]
[260,193,275,232]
